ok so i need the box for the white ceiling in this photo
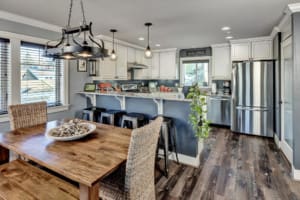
[0,0,299,49]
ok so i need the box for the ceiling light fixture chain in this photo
[80,0,87,26]
[67,0,74,28]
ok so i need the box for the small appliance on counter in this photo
[211,82,217,94]
[223,81,231,95]
[148,81,158,92]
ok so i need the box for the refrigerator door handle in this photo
[236,106,269,112]
[209,97,231,101]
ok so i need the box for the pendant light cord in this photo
[113,32,115,50]
[147,26,150,46]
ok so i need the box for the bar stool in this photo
[155,116,179,177]
[82,107,106,122]
[121,113,148,129]
[100,110,126,127]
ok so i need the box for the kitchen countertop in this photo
[78,91,193,102]
[206,93,231,98]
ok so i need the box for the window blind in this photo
[20,41,64,107]
[0,38,9,114]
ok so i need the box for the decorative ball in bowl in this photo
[46,119,96,141]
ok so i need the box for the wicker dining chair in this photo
[99,116,163,200]
[8,101,47,130]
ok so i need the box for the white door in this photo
[280,37,293,163]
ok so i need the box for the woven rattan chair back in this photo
[125,116,163,200]
[9,101,47,130]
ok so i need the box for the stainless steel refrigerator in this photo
[231,61,274,137]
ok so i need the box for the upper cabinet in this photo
[127,47,136,63]
[231,37,273,61]
[115,44,128,79]
[151,53,160,79]
[211,44,231,80]
[98,41,115,80]
[159,51,177,80]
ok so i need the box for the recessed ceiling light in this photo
[138,37,145,41]
[221,26,231,31]
[155,44,161,47]
[226,36,233,40]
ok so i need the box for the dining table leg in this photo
[79,182,99,200]
[0,146,9,164]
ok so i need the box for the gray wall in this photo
[0,19,89,132]
[292,13,300,169]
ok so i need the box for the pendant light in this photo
[144,22,153,58]
[110,29,117,61]
[45,0,108,60]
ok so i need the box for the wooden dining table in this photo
[0,119,132,200]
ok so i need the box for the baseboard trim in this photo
[158,141,203,168]
[274,134,280,148]
[292,166,300,181]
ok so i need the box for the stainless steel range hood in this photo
[127,62,149,70]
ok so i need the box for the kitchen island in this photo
[78,91,202,167]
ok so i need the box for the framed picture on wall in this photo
[77,60,87,72]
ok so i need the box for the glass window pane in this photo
[183,60,209,86]
[20,43,63,106]
[184,63,197,86]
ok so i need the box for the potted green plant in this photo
[187,84,210,139]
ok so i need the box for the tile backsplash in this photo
[93,79,180,88]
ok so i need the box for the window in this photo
[183,60,209,86]
[20,41,64,106]
[0,38,9,114]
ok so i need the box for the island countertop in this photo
[77,91,193,102]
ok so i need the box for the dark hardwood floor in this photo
[155,127,300,200]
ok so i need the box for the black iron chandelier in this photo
[45,0,108,60]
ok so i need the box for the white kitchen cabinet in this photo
[134,50,153,79]
[99,41,115,79]
[159,51,177,79]
[115,44,128,79]
[135,50,144,64]
[231,37,273,61]
[151,53,160,79]
[251,40,273,60]
[127,47,135,63]
[211,44,231,80]
[231,42,251,61]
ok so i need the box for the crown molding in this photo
[288,3,300,14]
[211,43,230,48]
[96,34,145,50]
[0,10,62,33]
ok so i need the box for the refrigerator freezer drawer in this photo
[231,107,274,137]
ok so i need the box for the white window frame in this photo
[0,31,69,122]
[180,56,212,87]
